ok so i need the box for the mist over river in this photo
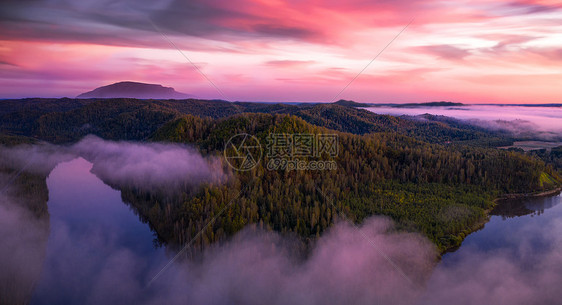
[2,157,561,304]
[419,193,562,304]
[30,158,167,304]
[365,104,562,140]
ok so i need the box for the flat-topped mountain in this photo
[77,81,192,99]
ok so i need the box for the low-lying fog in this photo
[1,136,562,304]
[365,105,562,140]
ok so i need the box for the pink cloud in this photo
[414,45,472,61]
[0,0,561,102]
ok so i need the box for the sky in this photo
[0,0,561,103]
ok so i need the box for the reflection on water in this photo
[30,158,166,304]
[491,194,561,219]
[5,157,562,304]
[440,192,562,264]
[524,195,561,212]
[421,192,562,305]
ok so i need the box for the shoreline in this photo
[441,184,562,256]
[493,186,562,202]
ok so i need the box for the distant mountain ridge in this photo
[77,81,192,99]
[333,100,464,108]
[394,101,465,108]
[333,99,374,107]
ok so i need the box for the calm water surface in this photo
[30,158,166,304]
[26,157,562,302]
[440,192,562,266]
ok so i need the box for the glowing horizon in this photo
[1,0,562,103]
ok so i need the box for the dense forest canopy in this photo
[143,113,560,253]
[1,98,511,146]
[0,98,560,255]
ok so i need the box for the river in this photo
[30,158,167,304]
[441,193,562,265]
[24,157,562,303]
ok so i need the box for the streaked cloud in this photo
[1,0,561,102]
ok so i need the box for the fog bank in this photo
[2,137,562,304]
[26,207,562,305]
[0,135,227,192]
[419,209,562,305]
[30,215,437,305]
[366,105,562,140]
[73,135,227,191]
[0,175,49,305]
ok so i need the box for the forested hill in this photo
[0,98,508,145]
[130,113,560,254]
[1,98,560,253]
